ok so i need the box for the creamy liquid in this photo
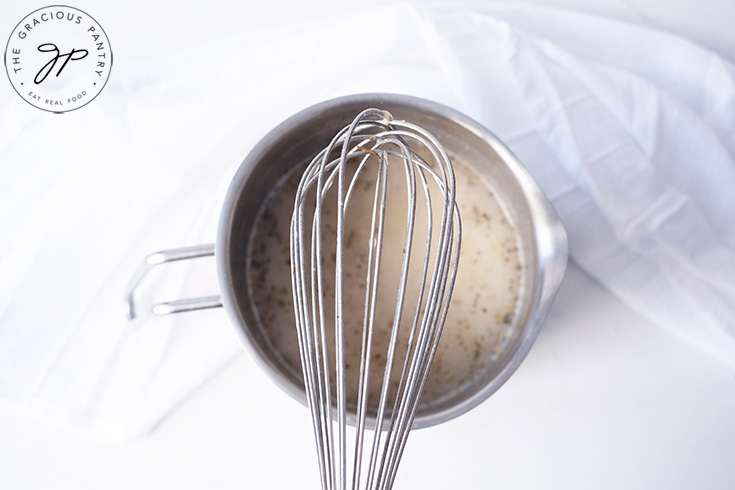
[247,157,522,411]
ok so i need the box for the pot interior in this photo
[218,94,564,428]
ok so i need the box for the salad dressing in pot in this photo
[248,156,523,410]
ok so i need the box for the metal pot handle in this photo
[125,243,223,320]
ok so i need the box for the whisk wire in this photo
[352,150,389,490]
[382,203,462,490]
[358,139,424,490]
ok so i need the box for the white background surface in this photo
[1,1,734,489]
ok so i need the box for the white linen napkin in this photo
[1,2,733,440]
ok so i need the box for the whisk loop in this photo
[290,108,461,490]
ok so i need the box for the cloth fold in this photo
[1,2,733,440]
[502,25,735,361]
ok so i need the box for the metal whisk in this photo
[289,108,461,490]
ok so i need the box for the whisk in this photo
[289,108,461,490]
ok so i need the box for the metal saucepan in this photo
[125,93,568,428]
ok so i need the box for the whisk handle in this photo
[125,244,223,320]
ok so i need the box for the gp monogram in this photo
[4,5,112,113]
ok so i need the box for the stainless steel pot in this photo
[126,93,568,428]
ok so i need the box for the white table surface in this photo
[1,1,734,489]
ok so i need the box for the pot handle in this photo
[125,243,223,320]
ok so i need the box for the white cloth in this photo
[1,2,734,440]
